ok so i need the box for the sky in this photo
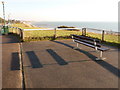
[0,0,119,22]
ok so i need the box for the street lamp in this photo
[2,1,6,33]
[2,1,5,26]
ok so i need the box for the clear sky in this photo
[0,0,119,22]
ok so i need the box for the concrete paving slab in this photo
[22,40,119,88]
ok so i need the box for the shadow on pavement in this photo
[46,49,68,65]
[25,50,91,68]
[11,52,20,70]
[42,60,91,66]
[52,41,120,78]
[26,51,43,68]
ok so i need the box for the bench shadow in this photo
[46,49,68,65]
[25,50,90,68]
[11,52,20,70]
[52,41,120,78]
[26,51,43,68]
[42,59,91,66]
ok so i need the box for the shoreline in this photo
[10,22,47,29]
[31,21,118,32]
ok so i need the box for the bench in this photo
[71,34,109,60]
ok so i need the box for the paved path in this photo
[22,40,119,88]
[2,35,22,89]
[1,35,119,89]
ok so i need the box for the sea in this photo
[31,22,118,33]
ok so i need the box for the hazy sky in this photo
[0,0,119,22]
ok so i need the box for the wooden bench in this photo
[71,34,109,60]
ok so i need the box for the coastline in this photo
[31,21,118,32]
[10,22,47,29]
[22,22,37,28]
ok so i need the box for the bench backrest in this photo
[71,34,101,47]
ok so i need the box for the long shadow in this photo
[11,52,20,70]
[24,60,90,67]
[26,51,43,68]
[46,49,68,65]
[52,41,120,78]
[42,60,91,66]
[52,41,74,48]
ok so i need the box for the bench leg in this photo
[73,43,80,49]
[100,51,103,58]
[72,40,79,49]
[95,51,106,60]
[77,43,79,47]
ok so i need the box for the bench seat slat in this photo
[72,34,100,43]
[97,47,109,51]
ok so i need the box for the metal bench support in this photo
[96,51,106,60]
[100,51,103,58]
[72,40,80,49]
[77,43,79,47]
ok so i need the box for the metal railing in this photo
[8,27,119,42]
[81,28,119,41]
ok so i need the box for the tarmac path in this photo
[22,40,119,88]
[1,35,119,89]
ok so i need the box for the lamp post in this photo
[2,1,6,33]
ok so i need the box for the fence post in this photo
[82,28,86,36]
[102,30,105,41]
[19,29,24,41]
[54,28,57,39]
[85,28,86,36]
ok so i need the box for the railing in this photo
[22,28,81,41]
[8,27,119,43]
[81,28,119,41]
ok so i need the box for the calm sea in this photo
[31,22,118,32]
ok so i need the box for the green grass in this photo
[23,30,120,47]
[23,30,82,41]
[24,30,82,37]
[86,32,119,44]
